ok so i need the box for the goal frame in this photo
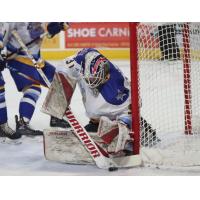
[129,22,192,155]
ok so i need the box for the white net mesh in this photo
[135,23,200,167]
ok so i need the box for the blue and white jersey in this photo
[64,48,131,120]
[0,22,56,90]
[0,22,45,59]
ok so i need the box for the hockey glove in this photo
[47,22,70,38]
[0,47,7,71]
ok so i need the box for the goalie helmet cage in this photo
[130,22,200,168]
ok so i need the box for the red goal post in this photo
[129,22,140,155]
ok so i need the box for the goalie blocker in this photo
[42,69,142,169]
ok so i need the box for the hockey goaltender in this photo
[42,48,159,170]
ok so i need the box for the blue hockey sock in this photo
[19,85,41,121]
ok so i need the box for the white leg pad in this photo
[44,129,94,165]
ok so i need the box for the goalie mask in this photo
[83,51,110,89]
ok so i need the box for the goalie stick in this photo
[63,108,142,170]
[64,108,117,170]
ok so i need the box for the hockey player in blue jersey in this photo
[63,48,158,152]
[0,22,69,139]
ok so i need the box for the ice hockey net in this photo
[130,22,200,168]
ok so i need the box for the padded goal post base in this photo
[43,129,142,168]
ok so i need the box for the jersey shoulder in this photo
[99,63,130,105]
[74,48,99,65]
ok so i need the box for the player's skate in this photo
[0,122,22,139]
[15,115,43,136]
[50,116,71,129]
